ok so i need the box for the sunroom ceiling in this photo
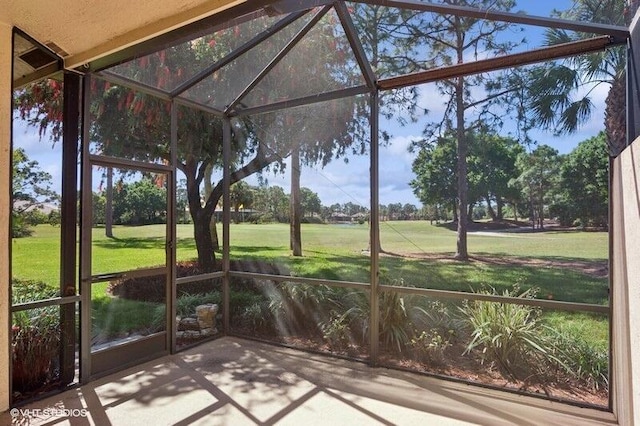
[96,0,629,117]
[3,0,245,81]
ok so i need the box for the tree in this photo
[266,186,289,223]
[176,178,189,224]
[554,132,609,228]
[105,168,114,237]
[525,0,627,156]
[408,0,522,260]
[300,188,322,218]
[401,203,417,220]
[411,130,522,223]
[467,133,523,221]
[411,134,459,221]
[92,192,107,227]
[510,145,561,229]
[229,181,254,222]
[11,148,59,237]
[112,177,167,225]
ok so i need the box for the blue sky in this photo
[13,0,606,208]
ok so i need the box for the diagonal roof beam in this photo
[224,5,332,114]
[97,70,173,101]
[175,96,225,116]
[334,1,377,90]
[231,85,370,117]
[170,9,311,98]
[350,0,629,43]
[378,35,617,91]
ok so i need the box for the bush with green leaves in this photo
[344,278,427,353]
[545,327,609,391]
[11,279,61,393]
[409,329,452,365]
[378,289,411,353]
[320,311,352,352]
[459,286,554,380]
[268,282,337,335]
[239,301,274,334]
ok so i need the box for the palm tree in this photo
[527,0,630,156]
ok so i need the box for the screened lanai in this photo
[10,0,634,414]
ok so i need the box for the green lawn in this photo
[13,221,609,304]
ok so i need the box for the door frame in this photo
[79,150,174,380]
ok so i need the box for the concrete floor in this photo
[2,337,618,425]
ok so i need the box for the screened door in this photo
[81,158,172,378]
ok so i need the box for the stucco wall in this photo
[0,22,12,412]
[612,140,640,425]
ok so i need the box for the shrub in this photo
[110,261,221,302]
[230,290,264,314]
[268,282,336,335]
[320,311,352,351]
[409,329,452,365]
[546,327,609,391]
[155,291,221,330]
[11,279,61,393]
[413,300,461,341]
[378,289,411,353]
[459,286,553,380]
[345,278,422,353]
[239,301,274,334]
[11,214,34,238]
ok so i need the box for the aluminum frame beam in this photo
[351,0,629,42]
[378,35,617,91]
[60,71,81,385]
[231,85,369,117]
[334,1,377,90]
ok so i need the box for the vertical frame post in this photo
[60,72,81,385]
[79,74,92,381]
[369,90,380,365]
[169,101,178,353]
[222,117,231,333]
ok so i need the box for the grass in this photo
[13,222,608,303]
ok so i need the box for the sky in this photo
[12,0,608,209]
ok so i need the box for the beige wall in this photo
[612,140,640,425]
[0,22,12,412]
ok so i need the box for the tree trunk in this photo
[203,163,219,251]
[184,159,217,272]
[496,197,504,220]
[209,215,219,251]
[529,190,535,229]
[194,210,216,271]
[538,183,544,230]
[486,196,497,221]
[605,72,626,156]
[290,144,302,256]
[105,167,113,238]
[455,74,469,260]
